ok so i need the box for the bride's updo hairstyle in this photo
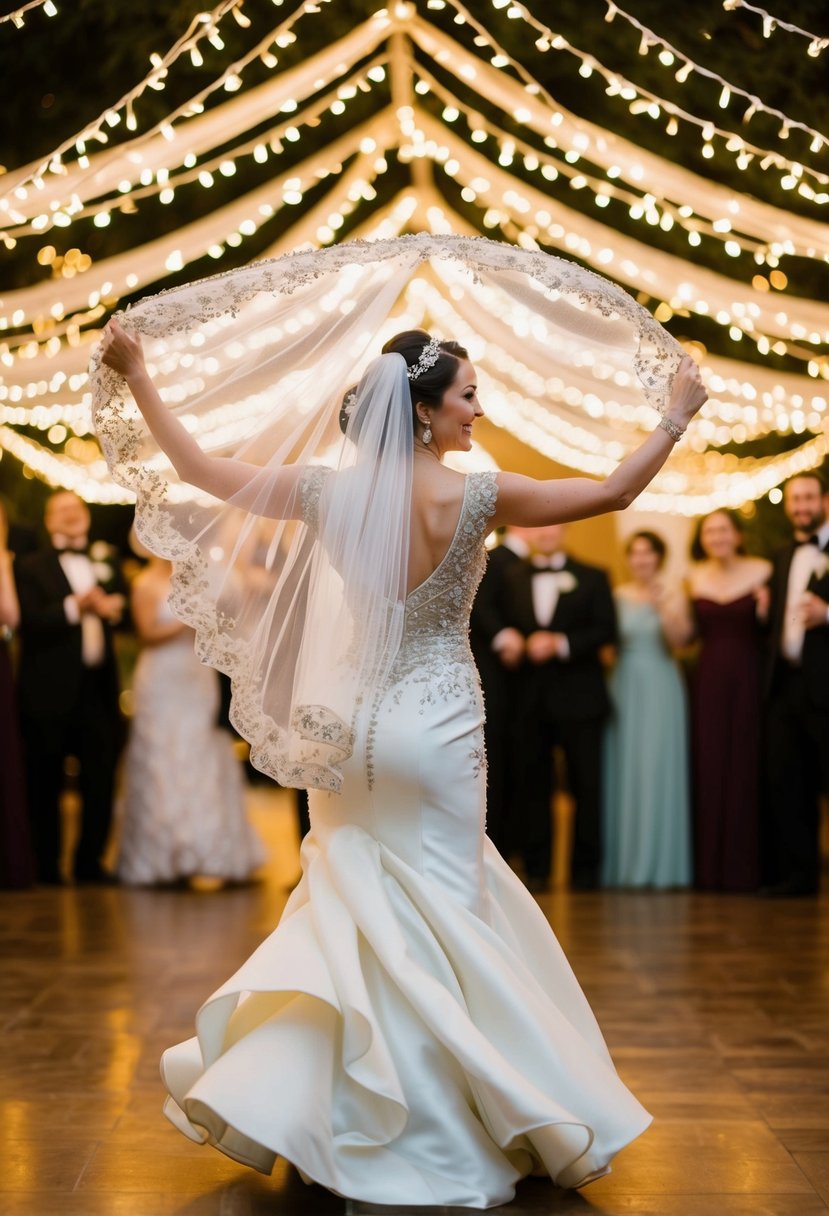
[382,329,470,428]
[338,329,470,437]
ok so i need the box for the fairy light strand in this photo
[0,0,246,206]
[453,0,829,186]
[603,1,828,143]
[0,0,333,216]
[408,15,829,236]
[0,0,57,28]
[0,55,388,240]
[720,0,829,58]
[1,5,826,507]
[413,62,772,260]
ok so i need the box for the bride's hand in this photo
[100,319,146,380]
[666,355,707,431]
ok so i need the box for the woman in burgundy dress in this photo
[0,501,35,889]
[686,510,771,891]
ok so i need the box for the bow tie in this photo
[794,536,820,548]
[531,557,566,572]
[53,541,90,555]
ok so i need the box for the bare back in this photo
[407,462,469,596]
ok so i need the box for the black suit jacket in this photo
[767,539,829,712]
[470,543,525,661]
[502,556,616,721]
[470,542,526,727]
[15,548,123,718]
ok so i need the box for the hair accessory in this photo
[421,425,432,445]
[658,415,685,442]
[338,389,359,433]
[407,336,442,382]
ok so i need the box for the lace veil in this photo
[90,233,683,791]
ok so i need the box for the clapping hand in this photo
[493,627,525,669]
[799,591,829,631]
[526,630,567,663]
[77,585,125,625]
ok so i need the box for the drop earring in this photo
[422,424,432,444]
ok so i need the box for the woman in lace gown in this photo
[118,551,265,885]
[98,286,705,1203]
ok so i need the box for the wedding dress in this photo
[160,467,651,1208]
[90,233,672,1208]
[118,597,265,885]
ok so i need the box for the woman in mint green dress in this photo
[602,532,691,888]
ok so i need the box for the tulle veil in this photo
[90,233,683,791]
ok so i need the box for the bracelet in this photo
[658,415,685,442]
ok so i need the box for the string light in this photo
[722,0,829,58]
[404,109,829,358]
[414,61,776,262]
[0,0,333,220]
[0,113,392,340]
[0,0,57,27]
[409,14,829,254]
[448,0,829,188]
[408,265,829,514]
[601,2,827,144]
[1,4,826,507]
[0,55,388,240]
[5,187,824,506]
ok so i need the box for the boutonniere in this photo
[554,570,578,593]
[89,541,118,586]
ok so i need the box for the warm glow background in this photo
[0,0,827,554]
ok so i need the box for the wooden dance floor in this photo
[2,787,828,1216]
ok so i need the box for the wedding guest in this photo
[502,524,616,891]
[602,531,691,888]
[15,491,126,884]
[470,526,532,856]
[686,509,771,891]
[0,501,35,888]
[0,494,38,560]
[763,473,829,897]
[117,546,265,886]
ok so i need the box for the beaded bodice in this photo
[394,471,499,678]
[301,466,498,671]
[301,467,498,790]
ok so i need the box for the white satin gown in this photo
[161,470,651,1208]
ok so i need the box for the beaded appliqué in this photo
[364,471,498,790]
[299,464,332,534]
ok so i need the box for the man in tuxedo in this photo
[470,527,532,856]
[16,491,126,884]
[501,524,616,891]
[763,472,829,897]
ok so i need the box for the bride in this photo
[96,235,705,1209]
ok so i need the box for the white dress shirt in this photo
[59,551,105,667]
[781,520,829,663]
[530,553,567,629]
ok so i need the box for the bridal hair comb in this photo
[407,336,442,382]
[338,388,358,434]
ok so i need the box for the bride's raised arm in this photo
[99,320,305,517]
[492,355,706,529]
